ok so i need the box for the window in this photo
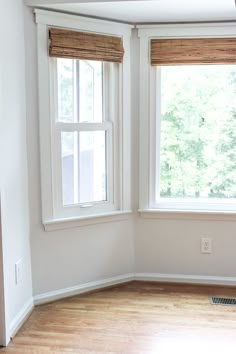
[153,64,236,211]
[52,58,118,218]
[138,24,236,214]
[36,10,131,227]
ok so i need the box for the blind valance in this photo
[49,27,124,63]
[151,37,236,66]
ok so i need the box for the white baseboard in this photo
[33,272,236,306]
[135,272,236,286]
[34,273,134,305]
[9,297,34,339]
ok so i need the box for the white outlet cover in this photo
[15,259,23,284]
[201,237,212,254]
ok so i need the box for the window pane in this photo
[57,59,103,123]
[159,65,236,199]
[61,131,107,206]
[57,59,74,122]
[79,60,103,123]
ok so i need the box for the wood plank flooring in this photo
[1,281,236,353]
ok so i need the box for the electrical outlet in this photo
[201,237,212,254]
[15,259,23,284]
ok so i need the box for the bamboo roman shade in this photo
[151,38,236,66]
[49,28,124,63]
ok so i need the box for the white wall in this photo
[135,218,236,278]
[24,7,135,297]
[0,0,33,344]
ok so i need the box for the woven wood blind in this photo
[151,38,236,66]
[49,28,124,63]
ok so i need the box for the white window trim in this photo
[35,9,133,229]
[137,22,236,219]
[138,209,236,222]
[44,211,133,232]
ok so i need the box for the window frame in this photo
[138,23,236,218]
[35,9,132,229]
[51,59,118,219]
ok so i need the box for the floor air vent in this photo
[210,296,236,306]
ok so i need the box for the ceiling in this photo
[42,0,236,24]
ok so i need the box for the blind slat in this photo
[151,38,236,66]
[49,28,124,63]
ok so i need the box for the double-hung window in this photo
[36,10,131,228]
[53,58,118,218]
[139,25,236,215]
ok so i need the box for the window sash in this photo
[53,126,115,219]
[50,59,118,218]
[153,198,236,212]
[55,59,105,124]
[55,122,111,132]
[151,66,236,212]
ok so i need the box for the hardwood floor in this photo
[1,281,236,353]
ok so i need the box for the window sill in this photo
[43,210,132,231]
[138,209,236,221]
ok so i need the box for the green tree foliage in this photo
[159,65,236,199]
